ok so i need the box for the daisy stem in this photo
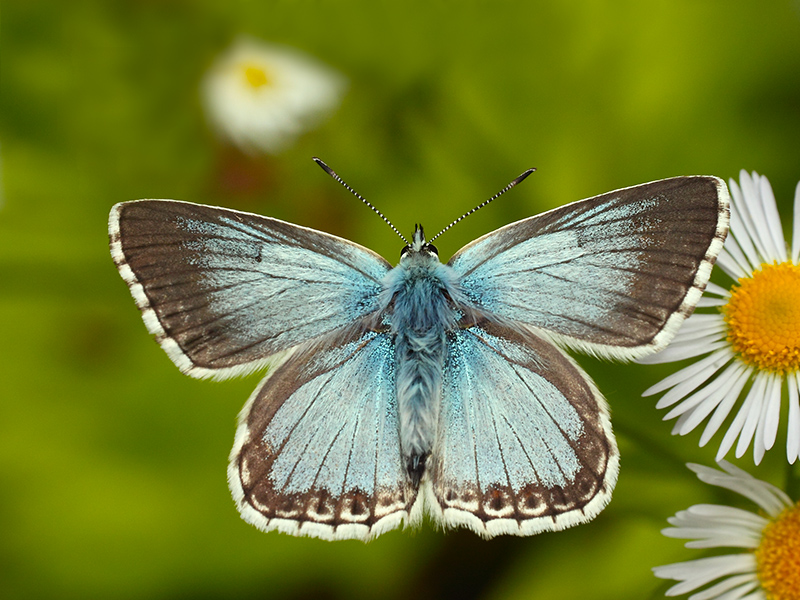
[786,460,800,499]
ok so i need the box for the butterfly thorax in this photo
[383,225,461,486]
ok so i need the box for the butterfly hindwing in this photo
[229,326,420,541]
[109,200,391,379]
[427,319,618,537]
[449,176,729,360]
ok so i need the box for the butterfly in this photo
[108,159,729,541]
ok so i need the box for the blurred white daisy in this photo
[654,461,798,600]
[202,37,346,155]
[641,170,800,464]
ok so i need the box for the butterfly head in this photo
[401,224,438,260]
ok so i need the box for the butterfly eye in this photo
[400,245,412,258]
[425,243,438,256]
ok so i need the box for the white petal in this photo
[712,580,760,600]
[683,504,768,532]
[788,373,800,463]
[705,282,732,298]
[664,520,761,548]
[718,234,754,280]
[663,503,764,547]
[737,170,773,264]
[667,375,732,423]
[668,335,726,357]
[792,180,800,263]
[715,461,757,479]
[652,353,733,408]
[672,410,692,434]
[673,316,728,342]
[699,365,751,445]
[645,348,731,399]
[692,461,792,516]
[756,174,787,262]
[735,374,769,460]
[640,340,729,365]
[728,176,763,271]
[682,503,763,522]
[689,512,764,532]
[751,375,779,465]
[684,534,762,549]
[673,412,691,434]
[687,574,759,600]
[697,297,728,307]
[759,373,782,452]
[670,321,727,345]
[717,375,762,461]
[655,554,756,595]
[677,313,728,331]
[670,362,743,427]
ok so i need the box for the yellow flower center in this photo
[723,262,800,374]
[756,501,800,600]
[241,63,272,89]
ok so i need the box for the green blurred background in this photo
[2,1,800,599]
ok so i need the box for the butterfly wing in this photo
[448,176,729,360]
[109,200,391,379]
[229,326,420,541]
[427,319,618,537]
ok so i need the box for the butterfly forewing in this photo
[109,200,391,378]
[229,326,420,541]
[449,176,729,360]
[427,319,618,537]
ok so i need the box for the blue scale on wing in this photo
[449,181,723,354]
[114,200,392,374]
[233,328,417,533]
[441,328,583,489]
[265,333,398,495]
[179,216,386,353]
[429,319,615,528]
[457,228,643,335]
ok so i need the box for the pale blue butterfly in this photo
[108,160,729,541]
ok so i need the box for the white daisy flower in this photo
[653,461,799,600]
[202,37,346,155]
[640,170,800,464]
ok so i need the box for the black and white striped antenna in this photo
[313,157,409,245]
[429,168,536,244]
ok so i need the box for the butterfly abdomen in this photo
[395,326,446,484]
[385,252,461,486]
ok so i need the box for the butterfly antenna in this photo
[313,157,409,245]
[428,168,536,243]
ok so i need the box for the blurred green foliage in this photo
[1,1,799,599]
